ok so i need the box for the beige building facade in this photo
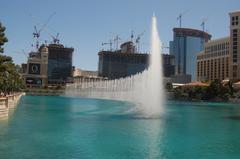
[197,11,240,82]
[73,68,98,78]
[197,37,230,81]
[22,46,49,87]
[229,11,240,81]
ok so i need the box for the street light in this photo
[3,71,9,96]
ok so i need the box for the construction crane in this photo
[200,18,208,32]
[33,26,40,49]
[162,45,169,49]
[130,30,134,42]
[51,33,60,44]
[177,10,189,28]
[162,44,170,54]
[15,49,29,58]
[114,35,121,50]
[102,40,113,51]
[31,12,56,49]
[21,49,29,57]
[29,12,61,45]
[135,31,145,53]
[200,18,208,47]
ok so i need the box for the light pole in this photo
[4,71,9,96]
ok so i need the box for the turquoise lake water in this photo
[1,96,240,159]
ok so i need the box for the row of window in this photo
[197,57,229,81]
[232,16,239,26]
[197,51,229,60]
[205,43,229,53]
[232,30,238,63]
[232,66,238,78]
[103,55,147,64]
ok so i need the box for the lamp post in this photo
[3,71,9,96]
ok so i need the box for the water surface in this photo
[1,96,240,159]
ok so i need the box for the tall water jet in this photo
[65,15,165,116]
[147,14,165,114]
[130,14,164,116]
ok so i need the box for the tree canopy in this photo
[0,22,25,96]
[0,22,8,53]
[171,80,235,102]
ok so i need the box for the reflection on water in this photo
[146,119,165,159]
[1,96,240,159]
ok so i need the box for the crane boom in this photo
[200,18,208,32]
[177,10,189,28]
[31,12,56,49]
[135,31,145,53]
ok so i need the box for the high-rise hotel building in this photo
[197,37,230,81]
[229,11,240,81]
[170,28,211,81]
[197,11,240,82]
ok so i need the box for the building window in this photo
[233,65,238,71]
[233,72,237,78]
[204,61,206,76]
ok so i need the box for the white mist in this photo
[65,15,165,116]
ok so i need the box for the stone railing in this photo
[0,93,24,119]
[0,97,8,118]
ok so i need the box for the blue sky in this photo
[1,0,239,70]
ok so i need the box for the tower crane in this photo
[21,49,29,57]
[200,18,208,32]
[114,35,121,50]
[130,30,134,42]
[162,43,170,54]
[51,33,60,44]
[33,26,40,49]
[31,12,56,49]
[102,40,113,51]
[177,10,189,28]
[15,49,29,58]
[162,44,169,49]
[135,31,145,53]
[200,18,208,47]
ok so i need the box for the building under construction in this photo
[22,43,74,87]
[98,41,175,79]
[47,44,74,85]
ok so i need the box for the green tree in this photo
[165,82,173,92]
[205,80,233,101]
[0,22,8,53]
[0,22,25,95]
[206,79,222,99]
